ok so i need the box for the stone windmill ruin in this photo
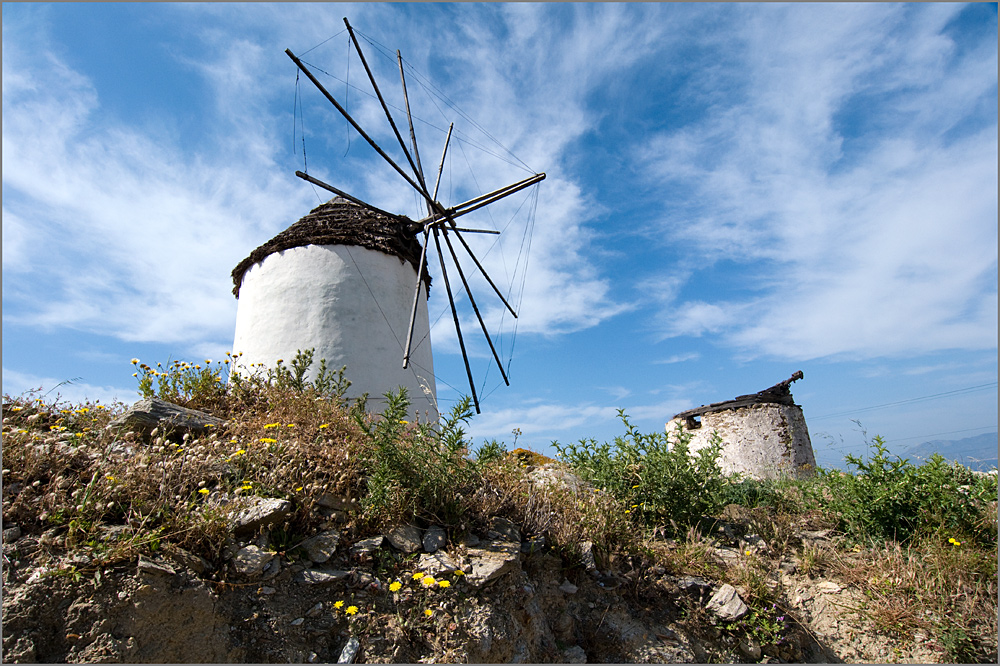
[666,371,817,480]
[230,19,544,420]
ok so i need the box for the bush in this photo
[554,411,727,534]
[818,435,997,547]
[355,388,478,526]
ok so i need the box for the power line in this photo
[809,382,997,421]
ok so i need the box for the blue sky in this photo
[3,3,997,469]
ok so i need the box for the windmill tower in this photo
[230,196,438,420]
[230,18,544,419]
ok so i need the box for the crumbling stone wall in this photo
[668,403,815,480]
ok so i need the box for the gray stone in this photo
[259,586,276,595]
[676,575,711,593]
[166,547,213,575]
[108,397,224,439]
[337,636,360,664]
[422,525,447,553]
[464,540,520,589]
[416,550,461,576]
[290,617,305,626]
[487,516,520,542]
[230,497,293,535]
[350,535,385,558]
[137,556,176,577]
[562,645,588,664]
[558,579,579,595]
[579,541,599,576]
[234,545,275,576]
[386,524,422,553]
[296,569,350,585]
[306,602,325,618]
[3,525,22,543]
[301,530,340,563]
[706,583,749,621]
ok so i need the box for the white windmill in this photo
[230,18,545,420]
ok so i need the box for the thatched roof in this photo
[672,371,804,419]
[232,197,431,298]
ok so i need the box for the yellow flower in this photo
[105,475,116,482]
[424,609,433,617]
[295,486,303,492]
[334,601,344,609]
[412,572,425,580]
[421,576,436,587]
[437,580,451,588]
[452,570,464,577]
[400,420,409,425]
[345,606,358,615]
[286,423,295,428]
[233,449,247,456]
[389,581,402,592]
[131,358,139,365]
[199,488,210,495]
[264,423,280,429]
[319,424,329,429]
[259,437,277,444]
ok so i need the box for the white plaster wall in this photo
[667,403,816,480]
[232,244,438,422]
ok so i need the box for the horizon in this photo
[3,3,997,470]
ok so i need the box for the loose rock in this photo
[386,525,422,553]
[422,525,447,553]
[706,583,749,621]
[230,498,293,535]
[234,546,275,577]
[300,530,340,563]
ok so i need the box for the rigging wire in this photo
[809,382,998,421]
[289,26,544,410]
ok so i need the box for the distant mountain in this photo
[900,432,998,472]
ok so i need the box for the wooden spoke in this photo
[432,226,480,413]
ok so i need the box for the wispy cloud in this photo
[639,4,997,361]
[2,367,133,406]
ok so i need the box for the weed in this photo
[554,414,726,535]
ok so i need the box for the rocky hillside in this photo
[2,365,997,663]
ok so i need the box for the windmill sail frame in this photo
[285,18,545,413]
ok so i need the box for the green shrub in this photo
[355,389,478,526]
[818,435,997,547]
[554,412,727,534]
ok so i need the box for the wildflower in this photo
[632,484,640,489]
[105,475,116,482]
[131,359,139,365]
[259,437,277,444]
[319,423,329,429]
[452,570,464,577]
[389,581,402,592]
[412,572,425,580]
[205,359,212,364]
[437,580,451,588]
[199,488,210,495]
[421,576,436,587]
[345,606,358,616]
[400,420,409,425]
[286,423,295,428]
[949,538,962,546]
[745,550,752,556]
[424,609,433,617]
[624,510,630,514]
[264,423,280,429]
[334,601,344,609]
[295,486,303,492]
[233,449,247,456]
[10,406,22,411]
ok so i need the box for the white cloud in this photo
[641,3,998,361]
[2,368,134,406]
